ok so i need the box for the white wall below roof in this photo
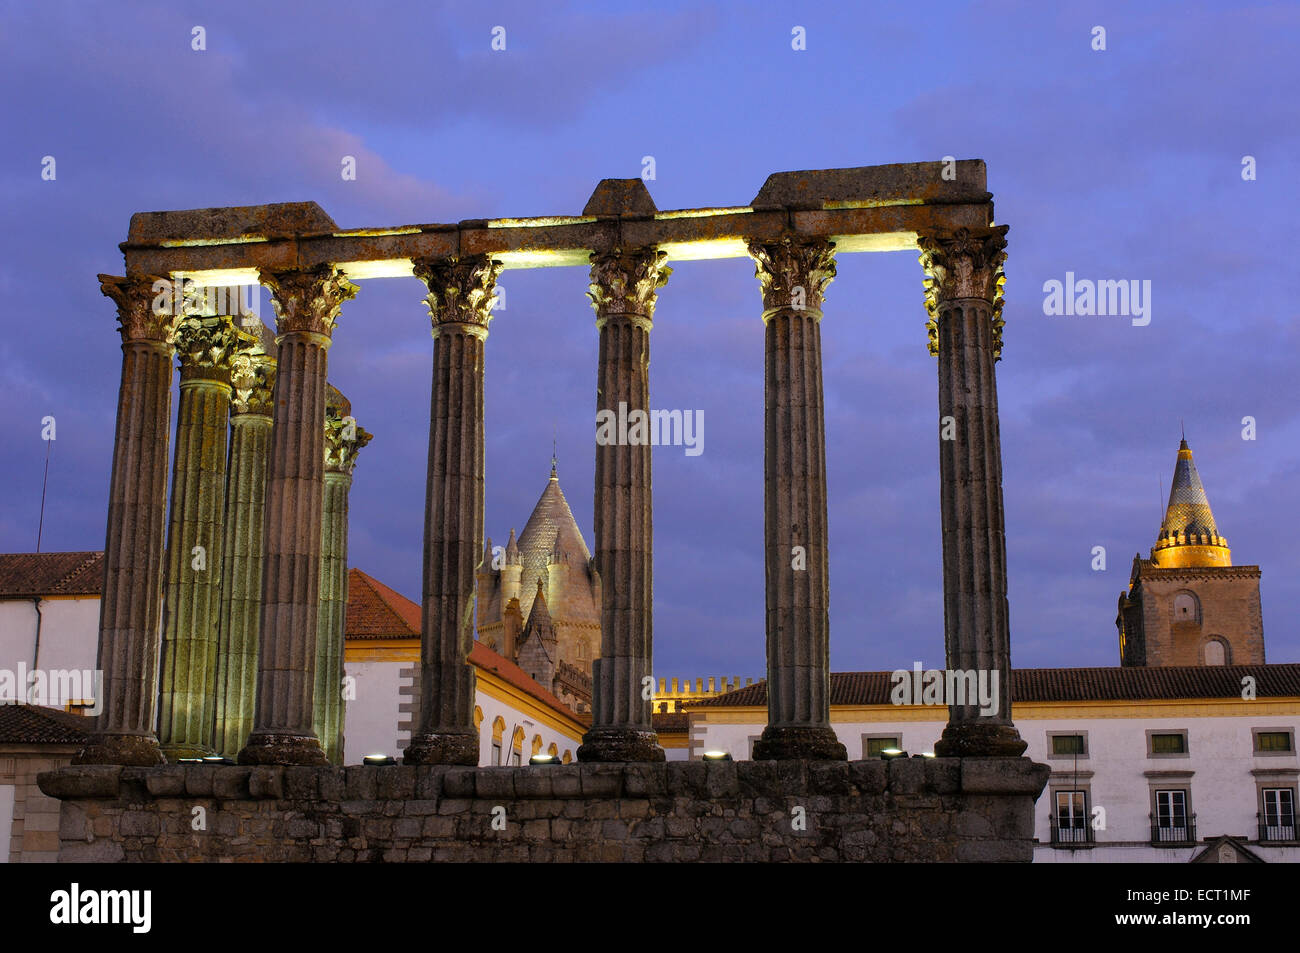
[342,660,405,763]
[690,710,1300,862]
[0,598,100,705]
[342,658,585,766]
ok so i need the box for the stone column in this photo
[578,248,669,763]
[747,238,846,761]
[212,346,275,758]
[405,255,501,765]
[314,391,371,764]
[76,276,179,766]
[918,225,1025,757]
[157,313,247,759]
[238,266,357,766]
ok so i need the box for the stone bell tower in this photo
[1117,437,1265,667]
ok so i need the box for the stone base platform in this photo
[38,757,1048,863]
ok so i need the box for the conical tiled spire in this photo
[516,465,591,620]
[1151,438,1231,568]
[504,527,520,566]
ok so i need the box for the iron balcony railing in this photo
[1049,816,1095,846]
[1257,813,1297,843]
[1149,813,1197,845]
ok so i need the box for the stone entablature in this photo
[40,758,1048,863]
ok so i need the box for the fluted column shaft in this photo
[405,256,500,765]
[747,239,846,761]
[578,248,669,763]
[213,354,274,758]
[157,315,244,759]
[919,226,1025,757]
[314,399,370,764]
[76,276,179,766]
[239,266,356,766]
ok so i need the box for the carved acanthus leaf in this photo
[259,265,358,337]
[586,248,670,318]
[323,406,373,474]
[99,274,180,344]
[746,238,836,313]
[170,314,252,374]
[413,256,503,332]
[917,226,1009,360]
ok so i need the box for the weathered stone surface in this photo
[38,765,122,799]
[39,760,1043,863]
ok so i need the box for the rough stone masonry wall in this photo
[40,758,1049,863]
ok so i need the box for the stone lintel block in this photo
[704,762,740,798]
[550,766,582,797]
[736,760,807,798]
[183,766,216,797]
[144,765,188,797]
[127,202,337,245]
[475,768,517,800]
[38,765,123,800]
[317,769,346,801]
[442,768,476,799]
[808,761,853,796]
[887,757,927,795]
[961,758,1051,796]
[622,763,669,798]
[374,766,417,800]
[248,766,285,799]
[283,766,320,800]
[58,802,88,840]
[751,160,988,209]
[415,766,449,799]
[847,760,887,794]
[513,769,553,799]
[924,757,962,794]
[955,839,1032,863]
[59,839,126,863]
[344,766,379,800]
[212,767,252,799]
[667,761,709,797]
[579,764,624,798]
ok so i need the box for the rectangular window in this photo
[1153,790,1190,842]
[1261,788,1296,841]
[491,742,502,766]
[1051,734,1086,756]
[1052,790,1091,845]
[1150,733,1187,755]
[1255,731,1293,753]
[510,750,521,766]
[865,736,900,758]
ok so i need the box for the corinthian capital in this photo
[231,352,276,416]
[746,238,836,316]
[171,314,255,382]
[99,274,180,344]
[917,226,1009,358]
[323,397,373,474]
[413,255,502,336]
[259,265,358,337]
[586,248,670,320]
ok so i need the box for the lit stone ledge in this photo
[38,759,1048,863]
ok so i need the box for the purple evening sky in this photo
[2,0,1298,678]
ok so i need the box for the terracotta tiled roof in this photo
[652,711,690,734]
[0,552,103,598]
[687,664,1300,708]
[470,640,589,728]
[346,568,421,639]
[345,568,586,726]
[0,705,91,744]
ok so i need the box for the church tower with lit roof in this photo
[1117,438,1265,667]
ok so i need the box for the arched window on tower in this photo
[491,716,506,765]
[1172,591,1201,625]
[1203,637,1229,666]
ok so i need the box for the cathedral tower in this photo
[1117,438,1264,667]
